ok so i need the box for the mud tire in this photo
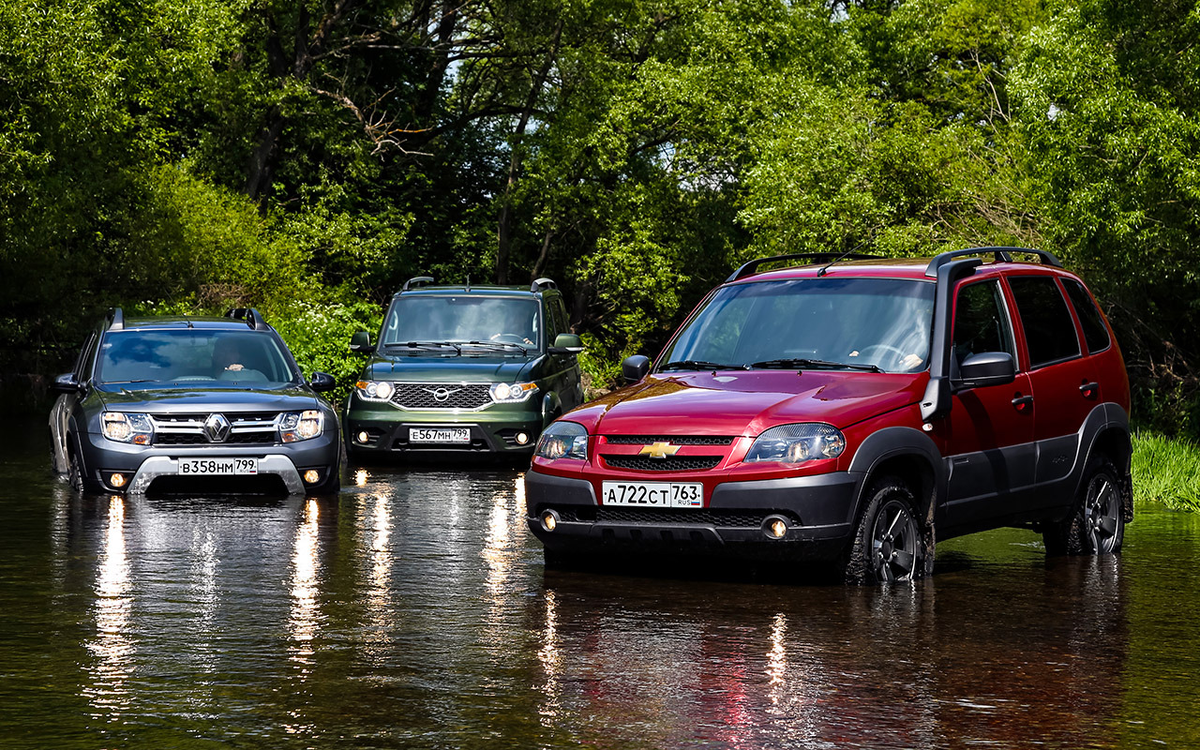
[844,478,926,585]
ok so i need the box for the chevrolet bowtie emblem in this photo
[639,441,680,459]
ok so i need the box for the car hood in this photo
[95,385,323,413]
[569,370,929,436]
[362,354,538,382]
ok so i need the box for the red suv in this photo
[525,248,1132,582]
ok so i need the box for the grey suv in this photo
[49,308,342,495]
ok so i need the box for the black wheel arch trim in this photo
[1074,402,1132,521]
[846,426,947,524]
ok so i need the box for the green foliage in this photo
[1132,432,1200,512]
[266,298,384,405]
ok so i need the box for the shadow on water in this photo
[2,417,1200,748]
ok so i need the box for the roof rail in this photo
[403,276,435,291]
[925,246,1061,278]
[224,307,266,330]
[107,307,124,331]
[531,277,557,292]
[726,252,879,283]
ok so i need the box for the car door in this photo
[937,277,1036,529]
[50,330,97,472]
[545,295,583,410]
[1007,274,1093,498]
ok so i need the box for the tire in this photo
[844,478,926,585]
[1043,457,1124,556]
[67,444,97,493]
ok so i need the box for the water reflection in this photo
[289,498,321,672]
[83,495,134,716]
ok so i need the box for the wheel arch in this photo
[1077,403,1133,522]
[847,426,946,527]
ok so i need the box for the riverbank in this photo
[1133,432,1200,512]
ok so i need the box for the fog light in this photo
[763,515,789,539]
[516,432,530,445]
[304,470,320,484]
[540,509,560,533]
[109,472,127,488]
[357,431,370,444]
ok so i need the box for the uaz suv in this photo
[345,277,585,458]
[49,308,342,495]
[526,248,1132,582]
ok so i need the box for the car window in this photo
[382,295,541,348]
[75,332,98,380]
[952,280,1016,367]
[661,277,936,373]
[1009,276,1082,369]
[97,330,295,385]
[1062,278,1111,354]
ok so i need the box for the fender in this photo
[847,426,948,522]
[541,391,563,427]
[1072,402,1132,516]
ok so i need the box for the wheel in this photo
[844,478,926,584]
[1043,457,1124,556]
[67,446,93,493]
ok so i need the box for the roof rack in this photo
[531,278,557,292]
[726,252,879,283]
[925,246,1061,278]
[107,307,124,331]
[224,307,266,330]
[403,276,435,291]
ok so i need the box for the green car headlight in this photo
[355,380,395,402]
[745,423,845,464]
[490,381,538,403]
[535,421,588,460]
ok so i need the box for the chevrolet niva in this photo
[526,248,1132,583]
[49,308,342,495]
[344,277,585,459]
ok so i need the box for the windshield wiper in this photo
[461,340,529,354]
[105,379,159,385]
[383,341,462,354]
[658,360,745,372]
[749,358,883,373]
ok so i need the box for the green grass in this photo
[1132,432,1200,512]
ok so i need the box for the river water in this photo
[2,423,1199,749]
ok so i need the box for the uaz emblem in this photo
[423,386,462,403]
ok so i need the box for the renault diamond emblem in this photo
[423,386,461,403]
[639,441,680,459]
[204,413,231,443]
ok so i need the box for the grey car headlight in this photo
[535,421,588,460]
[101,412,153,445]
[745,423,845,464]
[280,410,324,442]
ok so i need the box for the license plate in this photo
[601,481,703,508]
[178,458,258,475]
[409,427,471,444]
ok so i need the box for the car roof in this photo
[727,255,1076,285]
[392,285,546,299]
[109,316,272,332]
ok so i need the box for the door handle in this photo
[1012,394,1033,412]
[1080,381,1099,399]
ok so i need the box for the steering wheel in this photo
[856,344,906,368]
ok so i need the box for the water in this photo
[2,423,1199,748]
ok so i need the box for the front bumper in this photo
[78,429,340,495]
[524,470,865,561]
[345,403,543,456]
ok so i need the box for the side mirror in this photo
[548,333,585,355]
[621,355,650,384]
[350,330,374,354]
[956,352,1016,390]
[308,372,337,392]
[51,372,83,394]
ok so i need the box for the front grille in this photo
[601,455,723,472]
[149,412,281,445]
[549,506,788,528]
[390,383,492,410]
[603,435,735,446]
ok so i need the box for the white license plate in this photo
[601,481,703,508]
[178,458,258,475]
[409,427,471,444]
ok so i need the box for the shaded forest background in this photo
[1,0,1197,436]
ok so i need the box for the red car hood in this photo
[573,370,928,436]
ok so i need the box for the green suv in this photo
[345,277,585,459]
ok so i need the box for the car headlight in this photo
[535,421,588,460]
[281,410,324,443]
[745,423,845,464]
[355,380,395,402]
[490,381,538,403]
[101,412,153,445]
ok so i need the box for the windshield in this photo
[661,277,936,373]
[380,295,541,350]
[97,330,297,385]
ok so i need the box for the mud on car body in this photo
[526,248,1132,583]
[49,308,342,495]
[344,277,585,459]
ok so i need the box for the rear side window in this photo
[1009,276,1081,368]
[952,280,1016,366]
[1062,279,1111,354]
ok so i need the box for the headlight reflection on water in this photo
[84,495,134,715]
[289,498,321,674]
